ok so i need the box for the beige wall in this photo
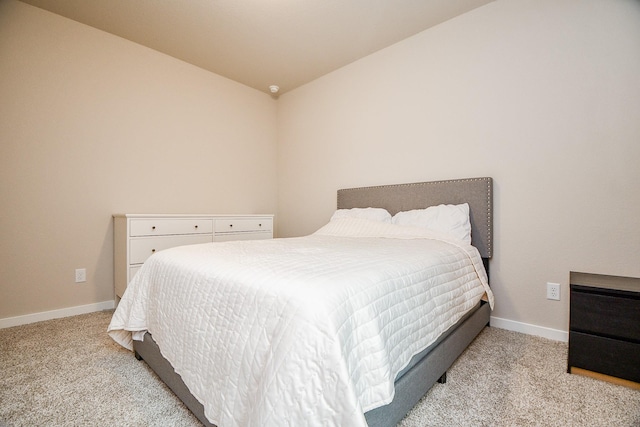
[277,0,640,333]
[0,1,278,318]
[2,0,639,335]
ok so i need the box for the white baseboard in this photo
[490,315,568,342]
[1,302,569,343]
[0,300,116,329]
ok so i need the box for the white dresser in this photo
[113,214,274,298]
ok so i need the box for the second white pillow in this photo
[330,207,392,223]
[392,203,471,243]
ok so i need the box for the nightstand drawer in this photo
[130,218,213,237]
[215,218,273,233]
[568,331,640,383]
[129,234,212,264]
[570,289,640,341]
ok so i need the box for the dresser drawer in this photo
[129,234,213,265]
[215,218,273,233]
[129,265,142,281]
[115,213,273,298]
[568,331,640,383]
[215,231,272,242]
[570,289,640,341]
[130,218,213,237]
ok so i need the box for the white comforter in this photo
[108,218,493,427]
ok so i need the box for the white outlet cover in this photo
[546,282,560,301]
[75,268,87,283]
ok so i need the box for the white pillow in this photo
[330,207,392,223]
[392,203,471,243]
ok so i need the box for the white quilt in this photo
[108,218,493,427]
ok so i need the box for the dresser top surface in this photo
[114,213,274,219]
[570,271,640,294]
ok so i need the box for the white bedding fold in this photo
[108,218,493,427]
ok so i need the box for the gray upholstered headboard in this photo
[337,177,493,259]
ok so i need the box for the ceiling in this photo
[19,0,494,95]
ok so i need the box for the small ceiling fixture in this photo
[269,85,280,94]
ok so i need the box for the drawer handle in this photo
[151,249,156,253]
[259,224,262,227]
[152,226,156,230]
[195,225,198,229]
[229,224,233,228]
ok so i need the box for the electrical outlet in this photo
[546,282,560,301]
[75,268,87,283]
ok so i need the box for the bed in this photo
[108,177,493,427]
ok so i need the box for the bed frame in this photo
[133,177,493,427]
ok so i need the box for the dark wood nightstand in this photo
[567,271,640,389]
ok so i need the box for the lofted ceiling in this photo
[19,0,494,95]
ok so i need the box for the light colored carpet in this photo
[1,311,638,426]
